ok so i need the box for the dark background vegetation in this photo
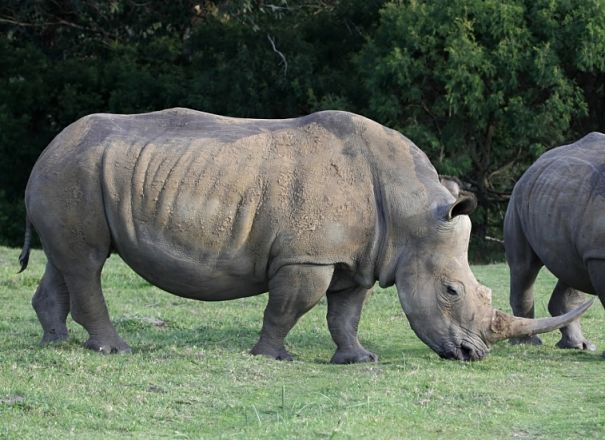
[1,0,604,261]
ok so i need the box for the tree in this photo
[357,0,604,249]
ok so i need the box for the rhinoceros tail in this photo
[18,218,32,273]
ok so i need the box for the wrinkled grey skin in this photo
[20,108,587,362]
[505,132,605,353]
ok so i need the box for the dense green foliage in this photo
[2,246,605,438]
[359,0,605,241]
[1,1,605,254]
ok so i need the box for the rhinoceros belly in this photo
[100,136,272,300]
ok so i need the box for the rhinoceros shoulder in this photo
[577,131,605,145]
[512,131,605,212]
[538,131,605,161]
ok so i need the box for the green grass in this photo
[1,246,604,439]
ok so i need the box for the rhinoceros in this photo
[505,132,604,353]
[19,108,590,362]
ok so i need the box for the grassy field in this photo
[1,246,604,439]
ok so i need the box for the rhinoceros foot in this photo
[509,335,543,346]
[84,337,132,354]
[556,336,596,351]
[250,344,293,361]
[330,347,378,364]
[40,328,69,346]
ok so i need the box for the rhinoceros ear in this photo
[447,192,477,220]
[439,175,462,198]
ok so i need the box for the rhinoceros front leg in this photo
[32,262,70,345]
[508,261,544,345]
[63,265,131,354]
[548,281,596,351]
[327,286,377,364]
[250,265,333,361]
[506,217,543,346]
[586,260,605,358]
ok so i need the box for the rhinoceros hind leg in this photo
[62,262,131,355]
[250,264,333,361]
[32,262,70,346]
[327,286,377,364]
[549,281,596,351]
[556,336,596,351]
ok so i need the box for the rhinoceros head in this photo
[392,192,592,361]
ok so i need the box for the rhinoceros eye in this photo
[446,284,460,296]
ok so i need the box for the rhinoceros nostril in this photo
[459,343,473,361]
[438,347,464,361]
[438,341,486,361]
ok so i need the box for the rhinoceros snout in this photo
[439,341,487,361]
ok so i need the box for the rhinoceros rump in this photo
[19,109,590,362]
[505,132,605,353]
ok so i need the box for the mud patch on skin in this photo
[325,223,346,245]
[342,143,359,158]
[308,110,358,140]
[489,310,511,336]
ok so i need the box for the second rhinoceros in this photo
[19,108,589,362]
[505,132,604,353]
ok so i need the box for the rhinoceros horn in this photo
[485,299,594,343]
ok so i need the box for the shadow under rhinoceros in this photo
[33,315,604,365]
[486,345,602,364]
[108,319,433,364]
[106,319,332,361]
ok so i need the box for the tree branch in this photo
[0,14,110,39]
[484,235,504,245]
[0,16,44,27]
[267,34,287,77]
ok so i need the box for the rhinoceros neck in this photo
[360,125,445,288]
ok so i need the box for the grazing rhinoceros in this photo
[505,132,605,353]
[19,108,590,362]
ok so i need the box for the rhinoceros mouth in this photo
[438,340,488,361]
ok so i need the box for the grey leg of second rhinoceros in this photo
[586,260,605,358]
[505,215,543,345]
[508,263,543,345]
[250,265,334,361]
[327,286,377,364]
[32,262,70,345]
[548,281,595,351]
[62,260,131,354]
